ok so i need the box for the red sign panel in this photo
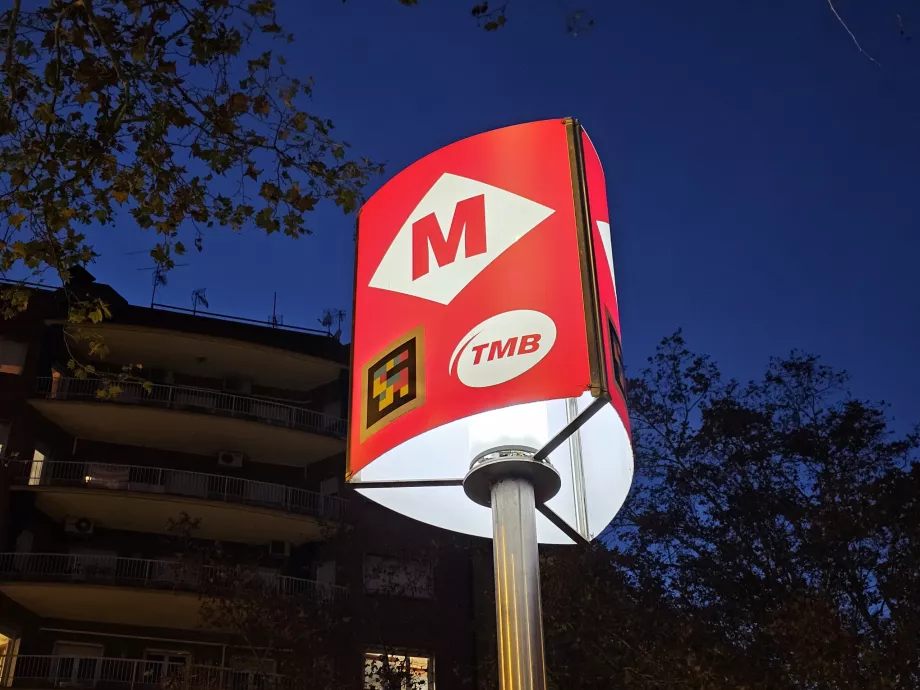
[349,119,620,478]
[582,131,629,430]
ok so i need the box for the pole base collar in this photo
[463,446,562,508]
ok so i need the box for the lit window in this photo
[364,652,432,690]
[364,555,433,599]
[0,631,17,682]
[28,450,45,486]
[0,339,26,375]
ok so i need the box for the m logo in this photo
[412,194,486,280]
[369,173,555,305]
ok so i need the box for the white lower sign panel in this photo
[352,395,633,544]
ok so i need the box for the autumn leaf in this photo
[131,36,148,62]
[259,182,281,201]
[111,190,129,205]
[252,96,270,116]
[8,212,26,228]
[255,207,279,233]
[34,103,56,123]
[229,93,249,113]
[295,195,316,212]
[247,0,274,16]
[291,112,307,132]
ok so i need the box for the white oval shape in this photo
[449,310,556,388]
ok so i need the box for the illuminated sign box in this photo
[348,119,632,544]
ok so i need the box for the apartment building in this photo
[0,271,484,690]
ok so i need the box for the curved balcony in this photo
[7,655,301,690]
[36,377,345,436]
[29,378,346,466]
[14,460,346,544]
[0,553,345,630]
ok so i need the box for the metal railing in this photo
[34,377,346,438]
[14,460,347,522]
[0,554,346,604]
[6,655,304,690]
[152,302,331,336]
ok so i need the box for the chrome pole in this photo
[491,477,546,690]
[464,449,561,690]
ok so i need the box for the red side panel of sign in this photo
[582,130,630,433]
[349,119,593,477]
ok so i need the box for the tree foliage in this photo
[0,0,382,312]
[535,332,920,689]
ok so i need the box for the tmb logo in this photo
[449,310,556,388]
[369,173,555,305]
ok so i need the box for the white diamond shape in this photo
[368,173,555,305]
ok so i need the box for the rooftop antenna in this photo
[136,263,188,307]
[319,308,346,340]
[268,292,283,327]
[191,288,209,314]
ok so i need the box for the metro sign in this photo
[369,173,556,305]
[348,119,632,544]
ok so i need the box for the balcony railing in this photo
[34,377,347,438]
[5,655,304,690]
[14,460,347,522]
[0,553,346,604]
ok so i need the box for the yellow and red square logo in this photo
[360,326,425,442]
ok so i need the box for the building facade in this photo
[0,273,487,690]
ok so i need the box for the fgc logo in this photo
[449,310,557,388]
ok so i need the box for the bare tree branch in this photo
[826,0,880,66]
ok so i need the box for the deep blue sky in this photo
[85,0,919,428]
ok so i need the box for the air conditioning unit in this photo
[65,516,95,535]
[268,540,291,558]
[223,376,252,395]
[217,450,244,468]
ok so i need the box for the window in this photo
[364,555,433,599]
[51,642,103,687]
[364,652,431,690]
[0,423,9,459]
[142,650,189,685]
[223,375,252,395]
[607,313,626,396]
[316,559,336,586]
[28,450,45,487]
[319,475,339,496]
[321,399,341,419]
[0,339,26,375]
[0,631,19,685]
[49,368,64,398]
[228,657,277,690]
